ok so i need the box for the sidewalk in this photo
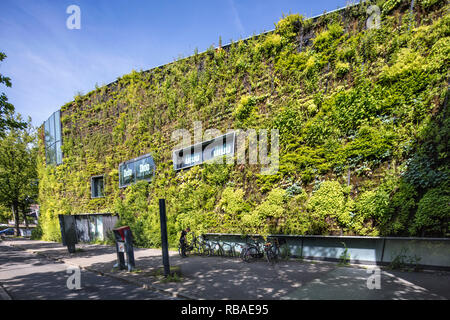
[2,238,449,300]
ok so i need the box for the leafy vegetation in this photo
[0,115,38,235]
[37,0,450,246]
[0,52,27,136]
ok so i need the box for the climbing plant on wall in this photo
[37,0,450,245]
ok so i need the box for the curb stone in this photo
[6,242,199,300]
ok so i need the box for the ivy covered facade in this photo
[37,0,449,246]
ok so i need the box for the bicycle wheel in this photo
[239,246,247,261]
[217,244,225,257]
[229,245,236,258]
[265,248,275,264]
[273,246,281,261]
[243,246,259,262]
[223,242,234,257]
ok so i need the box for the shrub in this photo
[335,61,350,77]
[380,181,418,236]
[307,180,352,234]
[233,95,257,125]
[410,186,450,236]
[243,188,286,234]
[31,223,43,240]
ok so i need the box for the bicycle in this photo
[210,240,225,257]
[222,241,237,258]
[178,232,200,257]
[264,237,281,264]
[240,237,264,262]
[196,234,212,256]
[178,241,193,257]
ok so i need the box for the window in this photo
[119,154,155,188]
[91,176,104,198]
[173,132,235,171]
[44,110,63,165]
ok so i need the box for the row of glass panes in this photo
[173,132,235,171]
[119,154,155,188]
[182,143,232,166]
[44,110,63,165]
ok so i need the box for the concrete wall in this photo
[203,234,450,269]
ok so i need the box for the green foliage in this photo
[31,223,43,240]
[353,187,390,236]
[410,185,450,236]
[0,115,38,234]
[389,248,422,271]
[36,2,450,244]
[275,13,307,43]
[335,61,350,77]
[381,180,418,236]
[0,52,26,136]
[338,242,351,266]
[382,0,403,15]
[307,180,353,234]
[243,188,286,235]
[233,95,258,127]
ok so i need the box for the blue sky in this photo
[0,0,349,126]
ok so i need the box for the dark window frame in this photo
[172,131,235,171]
[118,153,155,188]
[90,175,105,199]
[44,110,63,166]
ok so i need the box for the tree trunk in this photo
[21,204,29,230]
[12,202,20,236]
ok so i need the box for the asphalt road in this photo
[0,243,176,300]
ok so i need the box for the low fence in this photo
[202,233,450,270]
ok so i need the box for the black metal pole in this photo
[159,199,170,277]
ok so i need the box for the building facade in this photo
[38,1,450,246]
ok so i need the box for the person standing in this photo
[179,227,190,257]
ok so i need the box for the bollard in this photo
[58,215,78,253]
[159,199,170,277]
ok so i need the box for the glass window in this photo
[56,141,62,165]
[119,162,135,187]
[46,144,56,165]
[54,110,61,142]
[173,132,235,170]
[44,119,51,145]
[48,112,55,145]
[44,110,63,166]
[91,176,104,198]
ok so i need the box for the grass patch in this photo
[150,265,182,283]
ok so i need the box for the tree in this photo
[0,52,26,136]
[0,115,38,235]
[0,204,11,224]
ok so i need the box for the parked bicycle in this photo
[196,234,212,256]
[209,240,225,257]
[222,241,237,257]
[264,237,281,264]
[240,236,264,262]
[178,232,209,257]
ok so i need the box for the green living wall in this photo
[38,0,450,246]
